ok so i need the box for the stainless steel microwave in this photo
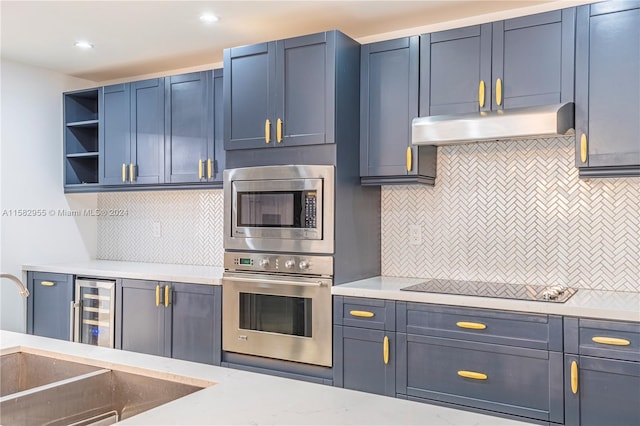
[224,165,335,254]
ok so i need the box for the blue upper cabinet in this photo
[575,1,640,177]
[224,31,355,150]
[100,83,131,185]
[100,79,165,186]
[421,9,575,116]
[492,9,575,110]
[130,78,165,185]
[223,42,275,150]
[164,70,224,184]
[421,25,492,116]
[360,37,437,185]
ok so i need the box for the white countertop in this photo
[23,260,224,286]
[0,331,529,426]
[333,276,640,322]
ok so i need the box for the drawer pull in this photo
[383,336,389,365]
[456,321,486,330]
[40,281,55,287]
[592,337,631,346]
[571,361,578,394]
[457,370,487,380]
[349,310,374,318]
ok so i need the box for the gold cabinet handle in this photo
[349,310,374,318]
[496,78,503,106]
[406,147,412,172]
[571,360,578,394]
[277,118,283,143]
[198,159,204,180]
[129,163,135,182]
[458,370,488,380]
[164,285,170,307]
[122,163,127,183]
[40,281,55,287]
[155,285,160,307]
[456,321,487,330]
[580,133,588,163]
[265,119,271,143]
[478,80,486,108]
[383,336,389,365]
[207,158,213,179]
[592,336,631,346]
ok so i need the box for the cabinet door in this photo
[130,78,165,185]
[170,283,220,365]
[100,83,131,185]
[420,25,492,116]
[565,355,640,426]
[211,69,225,182]
[164,72,211,184]
[575,3,640,171]
[117,279,170,357]
[492,9,575,110]
[223,42,276,150]
[360,37,418,177]
[333,326,395,396]
[275,32,334,146]
[26,272,74,341]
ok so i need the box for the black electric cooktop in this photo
[401,279,577,303]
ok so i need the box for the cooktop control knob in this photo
[259,258,270,268]
[284,259,296,269]
[298,260,310,270]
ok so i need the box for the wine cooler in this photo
[73,278,116,348]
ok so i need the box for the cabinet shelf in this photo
[66,152,98,159]
[66,119,99,128]
[64,88,101,187]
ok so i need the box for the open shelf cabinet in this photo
[64,88,100,187]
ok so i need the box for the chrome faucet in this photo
[1,273,30,297]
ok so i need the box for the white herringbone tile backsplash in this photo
[97,189,224,266]
[382,136,640,292]
[96,137,640,291]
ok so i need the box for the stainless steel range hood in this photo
[412,102,574,146]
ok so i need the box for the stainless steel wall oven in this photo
[222,252,333,367]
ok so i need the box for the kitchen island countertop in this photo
[333,276,640,322]
[0,331,529,426]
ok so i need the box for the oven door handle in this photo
[223,276,327,287]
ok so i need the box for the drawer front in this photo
[399,302,561,350]
[399,334,563,422]
[578,318,640,362]
[334,296,395,331]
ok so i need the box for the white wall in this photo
[0,59,98,332]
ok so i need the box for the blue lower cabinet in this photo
[396,333,564,423]
[116,279,221,365]
[26,272,74,341]
[333,325,395,396]
[564,354,640,426]
[170,283,221,365]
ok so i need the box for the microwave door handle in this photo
[223,276,325,287]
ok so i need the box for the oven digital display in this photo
[239,258,252,265]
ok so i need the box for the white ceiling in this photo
[1,1,590,83]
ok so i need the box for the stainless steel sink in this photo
[1,351,101,396]
[0,352,208,426]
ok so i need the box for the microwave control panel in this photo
[304,192,317,229]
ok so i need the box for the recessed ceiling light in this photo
[74,41,94,49]
[199,13,219,24]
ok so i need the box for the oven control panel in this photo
[224,252,333,276]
